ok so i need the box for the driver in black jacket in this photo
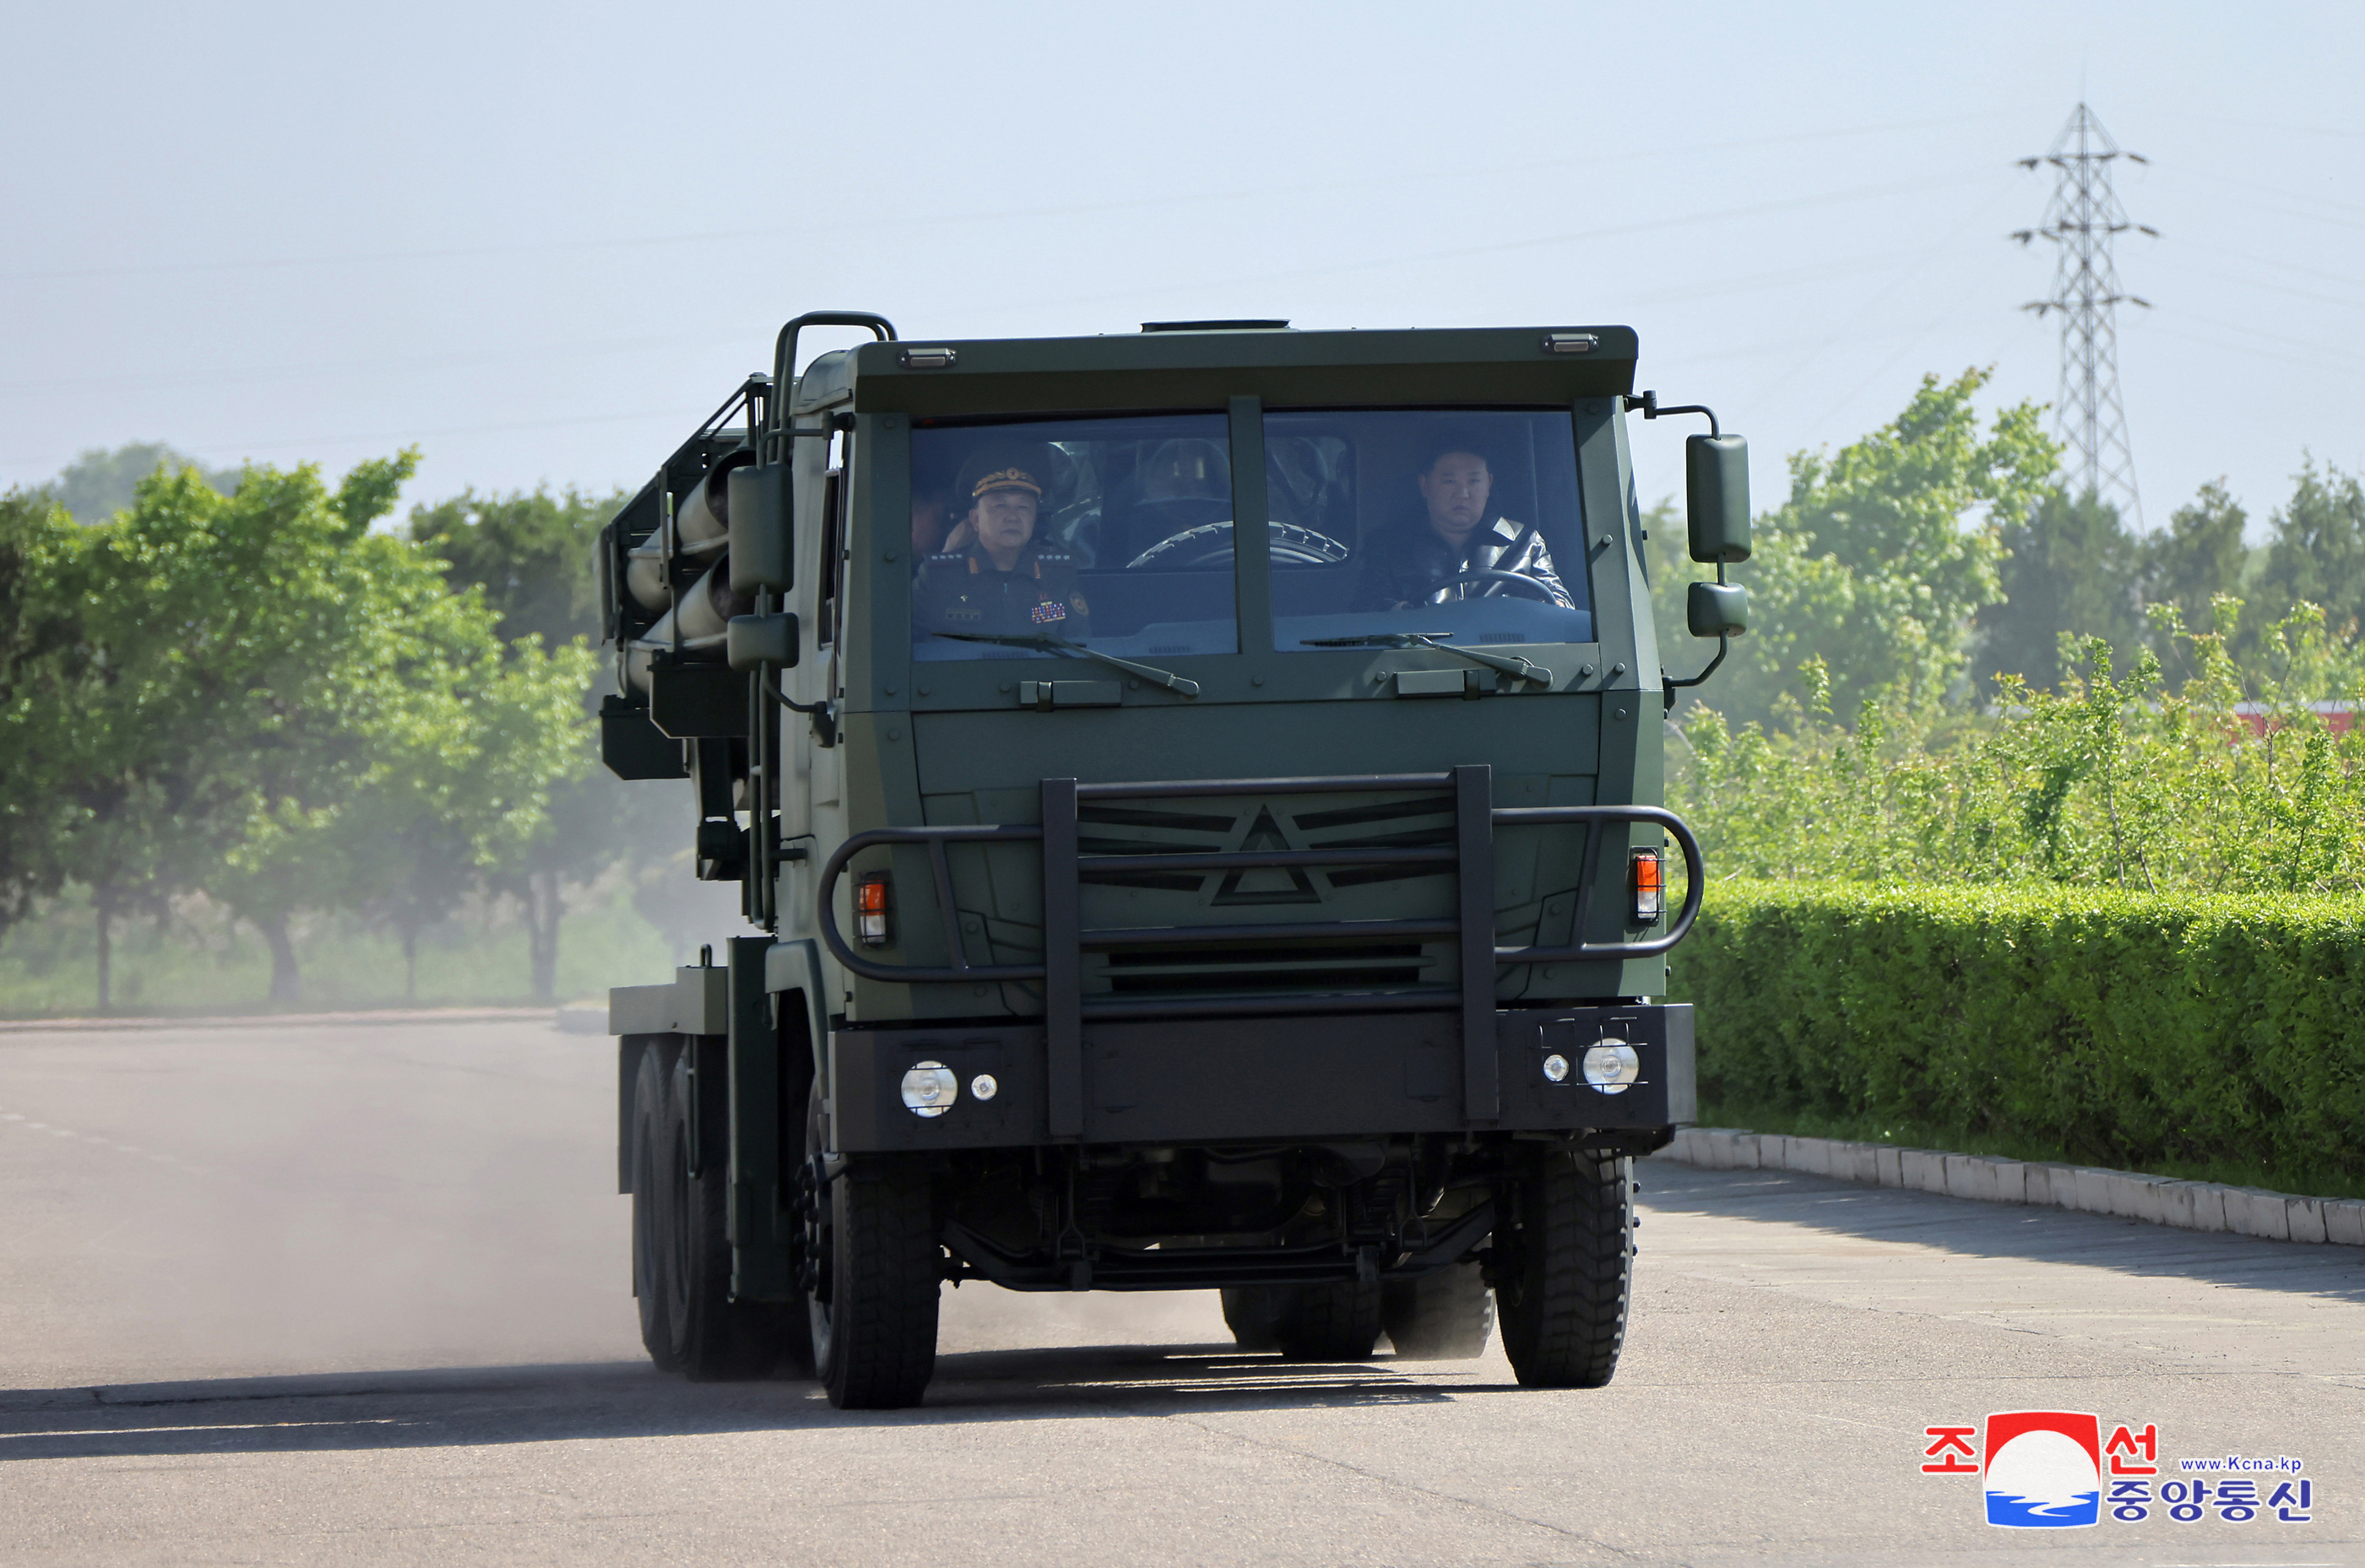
[1348,433,1572,611]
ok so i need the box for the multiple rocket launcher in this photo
[618,449,757,694]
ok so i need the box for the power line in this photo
[2015,103,2152,528]
[961,167,1999,326]
[2155,258,2363,315]
[2156,109,2365,143]
[1,111,2010,288]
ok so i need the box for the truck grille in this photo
[1073,790,1455,1000]
[1076,803,1234,891]
[1102,940,1429,995]
[1075,794,1455,897]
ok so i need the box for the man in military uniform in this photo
[1349,431,1573,612]
[913,447,1093,643]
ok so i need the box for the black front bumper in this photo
[828,1001,1693,1153]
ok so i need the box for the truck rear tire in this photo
[806,1088,941,1409]
[630,1039,683,1372]
[1271,1280,1383,1362]
[659,1042,795,1381]
[1219,1286,1286,1352]
[1494,1147,1631,1388]
[1382,1261,1494,1359]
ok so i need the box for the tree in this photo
[40,442,239,524]
[52,464,263,1006]
[1975,488,2142,692]
[409,486,627,1001]
[0,492,86,938]
[62,455,592,1005]
[2249,459,2365,654]
[2137,480,2248,683]
[1670,369,2059,730]
[407,486,610,651]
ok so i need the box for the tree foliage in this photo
[8,456,594,1006]
[1977,487,2143,692]
[1657,368,2059,729]
[38,441,240,524]
[408,486,627,1001]
[2250,458,2365,656]
[1673,600,2365,897]
[2138,478,2249,681]
[408,486,614,653]
[0,492,85,928]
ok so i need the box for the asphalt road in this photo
[1,1018,2358,1566]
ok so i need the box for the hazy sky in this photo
[4,2,2357,537]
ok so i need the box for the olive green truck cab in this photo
[599,314,1749,1408]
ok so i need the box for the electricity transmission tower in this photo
[2013,103,2156,528]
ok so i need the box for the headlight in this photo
[900,1060,957,1117]
[1582,1039,1641,1095]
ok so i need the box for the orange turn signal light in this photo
[856,871,892,946]
[1630,849,1664,925]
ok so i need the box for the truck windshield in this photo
[1267,410,1592,650]
[909,413,1241,663]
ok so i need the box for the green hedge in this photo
[1671,881,2365,1180]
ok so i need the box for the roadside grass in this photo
[1701,1094,2365,1204]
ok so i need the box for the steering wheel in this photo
[1427,567,1559,602]
[1126,520,1350,572]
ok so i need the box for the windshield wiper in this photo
[933,632,1200,697]
[1299,632,1553,686]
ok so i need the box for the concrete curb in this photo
[0,1006,557,1034]
[1654,1126,2365,1249]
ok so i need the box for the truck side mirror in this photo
[728,463,791,594]
[727,611,800,670]
[1686,581,1748,638]
[1686,434,1750,565]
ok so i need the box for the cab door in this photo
[774,414,845,939]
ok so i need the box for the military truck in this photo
[597,313,1749,1409]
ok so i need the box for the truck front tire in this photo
[1494,1147,1632,1387]
[806,1087,941,1409]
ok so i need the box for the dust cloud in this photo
[0,1019,1229,1389]
[938,1283,1227,1357]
